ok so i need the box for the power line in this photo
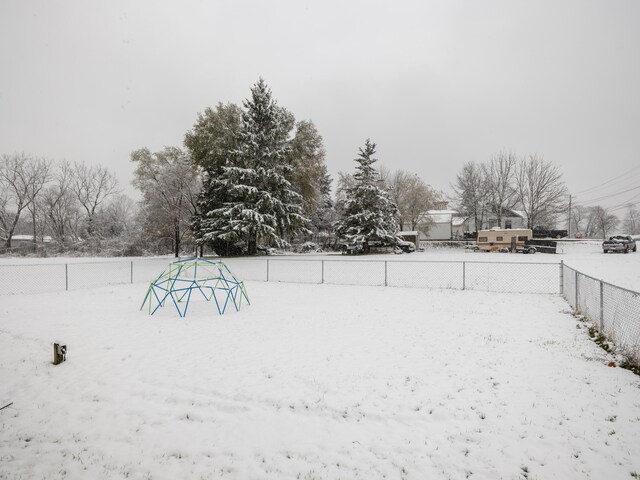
[573,165,640,196]
[572,174,640,203]
[610,197,640,213]
[574,184,640,205]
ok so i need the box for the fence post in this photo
[65,263,68,291]
[462,261,466,290]
[130,260,134,284]
[599,281,604,331]
[575,270,579,311]
[384,261,388,287]
[321,260,324,284]
[559,260,564,295]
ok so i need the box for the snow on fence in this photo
[562,263,640,366]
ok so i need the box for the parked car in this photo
[341,239,366,255]
[394,240,416,254]
[602,235,637,253]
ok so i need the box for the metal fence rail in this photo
[563,263,640,366]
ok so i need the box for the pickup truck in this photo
[602,235,637,254]
[533,226,568,239]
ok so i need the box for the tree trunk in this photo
[174,222,180,258]
[248,238,257,255]
[32,208,37,252]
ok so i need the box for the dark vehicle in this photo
[602,236,637,254]
[533,226,568,239]
[395,240,416,254]
[341,239,366,255]
[525,238,557,254]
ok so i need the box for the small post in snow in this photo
[321,260,324,284]
[266,259,270,282]
[53,343,67,365]
[130,260,134,284]
[559,260,564,295]
[65,264,68,291]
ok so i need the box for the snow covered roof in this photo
[452,217,466,226]
[429,213,452,224]
[426,209,459,216]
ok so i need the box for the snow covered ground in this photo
[1,279,640,479]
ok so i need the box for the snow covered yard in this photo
[1,281,639,479]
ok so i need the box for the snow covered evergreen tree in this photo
[334,139,400,250]
[198,79,309,254]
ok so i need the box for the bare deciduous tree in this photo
[0,153,51,248]
[25,159,53,248]
[93,194,137,239]
[482,151,518,227]
[70,162,119,237]
[622,204,640,235]
[452,161,488,234]
[514,154,568,229]
[131,146,201,257]
[570,204,589,237]
[383,169,439,231]
[585,206,619,239]
[43,161,82,245]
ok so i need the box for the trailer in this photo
[475,228,536,254]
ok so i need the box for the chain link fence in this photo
[208,258,563,294]
[0,258,172,295]
[563,263,640,366]
[0,257,562,295]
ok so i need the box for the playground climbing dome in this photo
[141,258,250,317]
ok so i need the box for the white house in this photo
[401,209,459,241]
[464,210,527,233]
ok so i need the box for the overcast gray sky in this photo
[1,0,638,214]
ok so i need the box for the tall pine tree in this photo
[198,79,308,255]
[334,139,400,251]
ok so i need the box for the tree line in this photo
[0,79,441,256]
[2,79,637,255]
[451,152,639,238]
[0,153,127,252]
